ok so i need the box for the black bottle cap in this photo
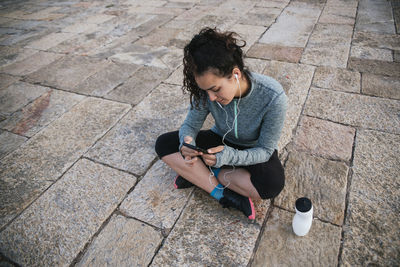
[295,197,312,212]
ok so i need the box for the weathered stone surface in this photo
[0,82,49,115]
[105,65,170,105]
[247,43,303,63]
[395,50,400,62]
[61,22,99,34]
[74,62,140,96]
[275,151,348,225]
[356,0,396,34]
[0,46,37,67]
[348,57,400,77]
[318,2,357,25]
[0,98,130,228]
[362,73,400,100]
[341,130,400,266]
[294,116,355,161]
[120,160,194,229]
[25,32,76,50]
[0,159,136,267]
[0,74,19,90]
[164,65,183,85]
[244,58,269,74]
[151,189,270,266]
[263,61,315,150]
[86,83,187,175]
[136,27,182,47]
[312,66,360,93]
[259,1,322,47]
[109,44,182,70]
[232,24,267,53]
[238,7,281,27]
[77,215,162,267]
[304,88,400,134]
[352,31,400,51]
[350,45,393,61]
[8,6,66,21]
[210,0,255,16]
[0,51,63,76]
[301,23,353,68]
[26,56,110,91]
[256,0,289,9]
[0,89,85,137]
[252,208,342,267]
[0,131,27,159]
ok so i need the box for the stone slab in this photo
[244,58,269,74]
[0,131,27,159]
[247,43,303,63]
[120,160,194,230]
[108,44,182,70]
[252,208,342,267]
[356,0,396,34]
[341,130,400,266]
[304,88,400,134]
[318,3,357,25]
[262,61,315,150]
[350,45,393,62]
[151,189,270,266]
[164,65,183,86]
[0,51,63,76]
[0,46,37,68]
[26,56,110,91]
[0,81,49,115]
[231,24,267,53]
[105,65,170,105]
[275,151,348,225]
[348,58,400,77]
[312,66,360,93]
[294,116,355,161]
[0,98,130,229]
[259,1,322,47]
[238,7,281,27]
[0,74,19,90]
[0,89,85,137]
[136,27,182,47]
[25,32,76,50]
[74,62,140,96]
[362,73,400,100]
[256,0,289,9]
[0,159,136,267]
[301,23,353,68]
[352,31,400,51]
[77,215,163,267]
[86,83,187,176]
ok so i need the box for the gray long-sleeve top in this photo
[179,72,287,168]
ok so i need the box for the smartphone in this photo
[182,142,209,154]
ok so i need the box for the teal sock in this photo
[210,184,224,201]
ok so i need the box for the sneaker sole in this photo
[248,198,255,220]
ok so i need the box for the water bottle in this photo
[292,197,313,236]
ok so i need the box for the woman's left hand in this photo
[202,145,224,166]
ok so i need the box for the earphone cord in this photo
[209,75,242,190]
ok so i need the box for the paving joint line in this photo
[337,127,358,266]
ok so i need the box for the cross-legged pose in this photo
[155,27,287,220]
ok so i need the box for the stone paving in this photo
[0,0,399,266]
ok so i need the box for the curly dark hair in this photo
[182,27,247,108]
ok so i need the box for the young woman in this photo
[155,28,287,220]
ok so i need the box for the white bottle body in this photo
[292,206,313,236]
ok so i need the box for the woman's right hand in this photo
[180,136,202,166]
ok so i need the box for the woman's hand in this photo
[201,145,224,166]
[180,136,201,166]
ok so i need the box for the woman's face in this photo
[194,71,238,105]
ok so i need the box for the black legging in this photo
[155,130,285,199]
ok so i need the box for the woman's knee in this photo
[155,131,179,158]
